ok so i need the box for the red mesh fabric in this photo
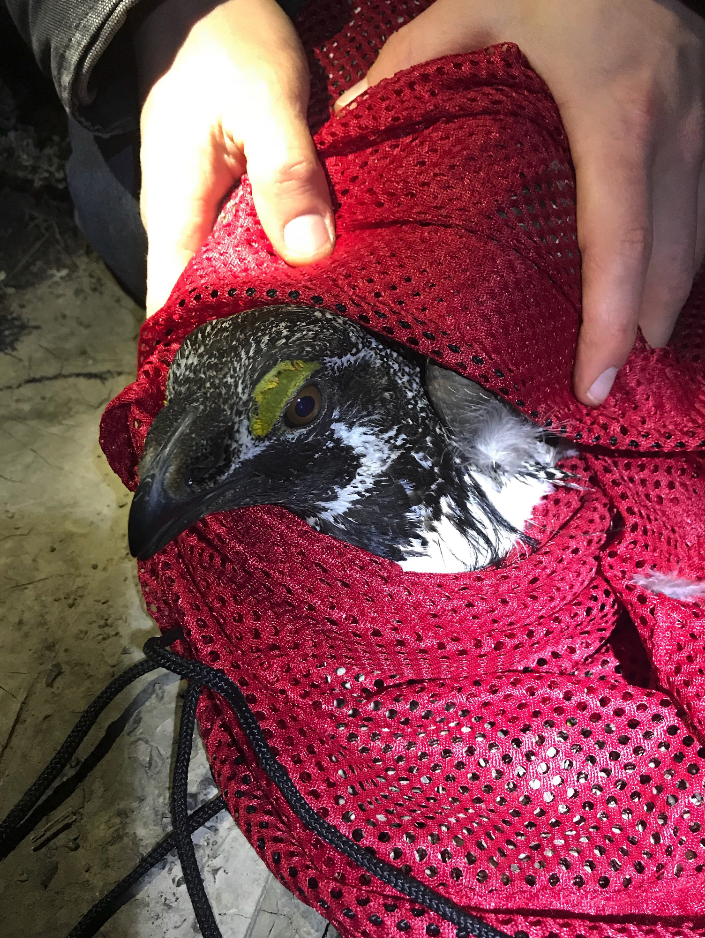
[99,2,705,935]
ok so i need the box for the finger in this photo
[638,95,704,347]
[334,0,507,111]
[696,163,705,268]
[335,78,368,111]
[244,105,335,266]
[140,102,243,316]
[333,10,419,110]
[638,159,700,348]
[569,104,655,405]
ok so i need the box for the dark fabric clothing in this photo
[66,118,146,303]
[5,0,144,134]
[4,0,306,135]
[3,0,704,137]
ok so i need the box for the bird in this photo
[128,305,570,573]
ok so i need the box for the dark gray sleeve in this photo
[3,0,307,136]
[4,0,145,133]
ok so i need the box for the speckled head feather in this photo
[129,305,521,567]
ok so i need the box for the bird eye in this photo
[284,385,322,427]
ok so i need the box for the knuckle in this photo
[579,321,635,367]
[369,26,414,79]
[379,28,406,59]
[678,103,705,166]
[612,224,653,261]
[593,77,659,153]
[582,224,652,267]
[602,317,638,347]
[652,260,696,308]
[614,91,656,146]
[264,156,322,194]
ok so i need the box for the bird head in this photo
[128,305,434,560]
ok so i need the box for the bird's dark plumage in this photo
[129,306,567,570]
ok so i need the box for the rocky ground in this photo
[0,15,337,938]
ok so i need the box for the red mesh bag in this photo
[100,2,705,935]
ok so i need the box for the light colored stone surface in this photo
[245,875,340,938]
[0,217,337,937]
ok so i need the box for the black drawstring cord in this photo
[143,637,510,938]
[1,628,509,938]
[171,682,223,938]
[2,672,181,859]
[67,795,226,938]
[0,656,157,861]
[0,628,183,862]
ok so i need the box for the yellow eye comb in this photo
[250,360,320,438]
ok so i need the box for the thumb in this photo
[335,0,506,110]
[140,103,244,316]
[244,105,335,266]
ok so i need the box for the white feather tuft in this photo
[466,399,556,477]
[633,571,705,602]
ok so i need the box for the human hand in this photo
[139,0,335,315]
[335,0,705,405]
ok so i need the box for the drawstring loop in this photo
[1,630,509,938]
[142,637,509,938]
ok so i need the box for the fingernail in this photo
[283,214,332,258]
[586,367,618,405]
[335,79,368,110]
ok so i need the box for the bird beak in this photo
[128,468,213,560]
[128,409,235,560]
